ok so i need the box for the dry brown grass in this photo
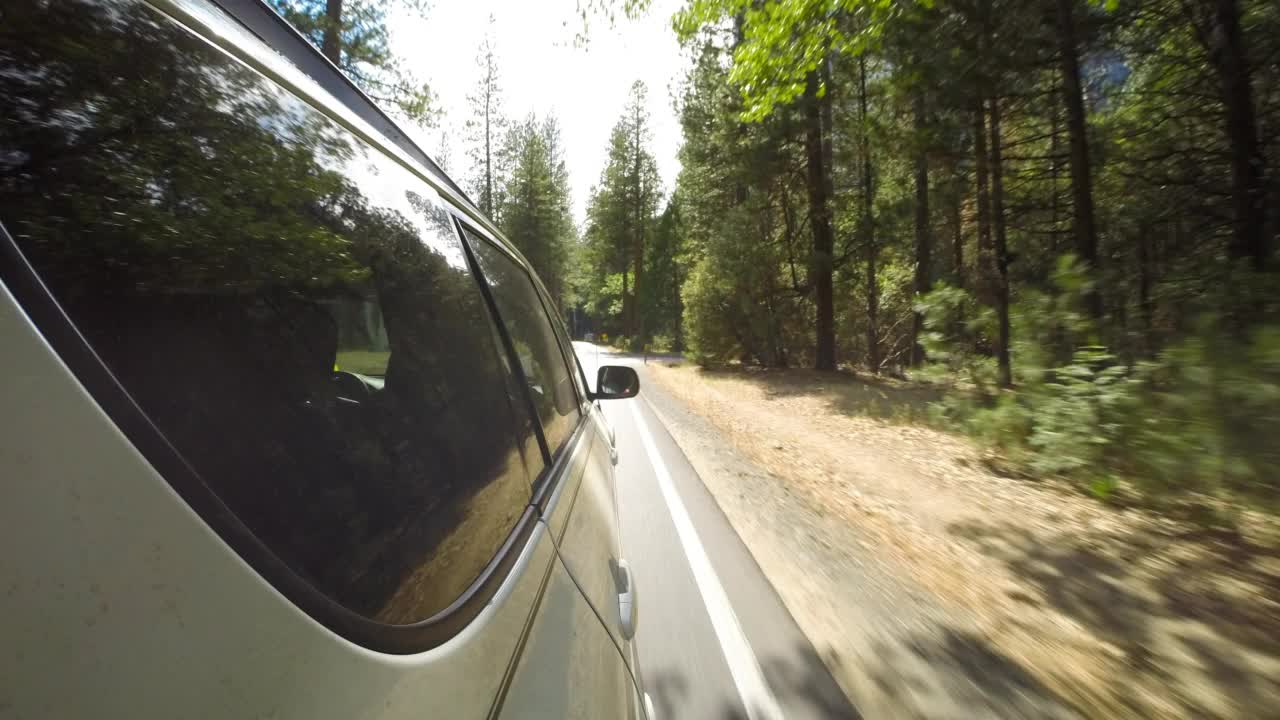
[648,362,1280,719]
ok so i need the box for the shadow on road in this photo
[642,669,688,720]
[649,628,1085,719]
[857,627,1078,719]
[949,518,1280,716]
[755,643,864,720]
[645,642,862,720]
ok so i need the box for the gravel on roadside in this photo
[643,361,1280,719]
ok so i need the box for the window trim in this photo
[530,413,591,511]
[531,281,592,410]
[455,219,591,499]
[0,216,542,656]
[455,219,555,468]
[456,220,585,456]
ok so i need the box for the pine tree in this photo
[580,82,662,347]
[499,114,576,306]
[465,19,507,219]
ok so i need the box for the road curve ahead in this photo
[574,342,859,720]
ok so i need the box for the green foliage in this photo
[681,255,741,365]
[575,81,663,340]
[921,257,1131,490]
[674,0,908,121]
[922,262,1280,505]
[452,33,575,312]
[661,0,1279,510]
[1115,321,1280,501]
[666,38,820,368]
[999,254,1099,385]
[647,334,675,352]
[573,0,653,46]
[498,115,575,305]
[916,283,996,381]
[1024,347,1131,479]
[642,198,688,349]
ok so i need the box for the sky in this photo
[390,0,688,225]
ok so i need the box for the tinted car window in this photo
[0,0,534,624]
[466,229,582,460]
[537,284,591,404]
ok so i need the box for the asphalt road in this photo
[573,343,859,720]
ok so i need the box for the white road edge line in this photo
[628,398,784,720]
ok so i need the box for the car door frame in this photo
[451,216,647,716]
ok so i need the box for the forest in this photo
[576,0,1280,505]
[278,0,1279,504]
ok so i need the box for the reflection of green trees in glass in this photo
[1,0,369,298]
[268,0,437,127]
[0,0,531,622]
[469,232,579,453]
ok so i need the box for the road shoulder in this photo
[637,363,1079,719]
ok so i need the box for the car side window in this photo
[464,228,583,462]
[536,284,591,407]
[0,0,535,627]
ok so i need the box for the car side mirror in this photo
[594,365,639,400]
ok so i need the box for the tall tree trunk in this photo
[1137,223,1154,356]
[322,0,344,65]
[973,97,994,352]
[988,96,1013,388]
[1208,0,1268,270]
[621,268,630,339]
[1055,0,1102,318]
[672,260,684,352]
[731,9,750,212]
[821,53,836,203]
[860,57,880,374]
[764,289,782,367]
[804,71,837,371]
[483,89,493,217]
[911,90,932,367]
[952,175,964,289]
[632,111,645,346]
[1050,82,1062,255]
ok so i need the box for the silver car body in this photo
[0,0,647,716]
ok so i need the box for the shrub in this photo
[647,334,673,353]
[1116,320,1280,502]
[921,255,1280,507]
[682,259,740,366]
[1024,346,1133,480]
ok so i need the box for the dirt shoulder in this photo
[643,362,1280,719]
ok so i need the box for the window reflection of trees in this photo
[0,0,533,622]
[466,232,581,455]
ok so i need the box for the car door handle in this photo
[616,558,636,640]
